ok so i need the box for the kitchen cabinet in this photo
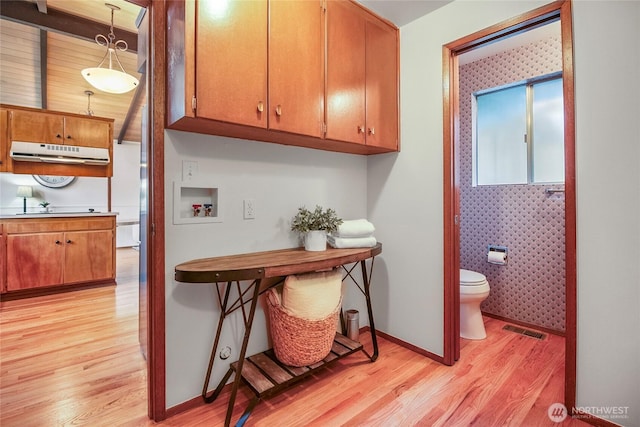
[1,105,114,177]
[9,109,111,149]
[326,0,399,150]
[167,0,398,155]
[2,215,116,295]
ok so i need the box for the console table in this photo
[175,243,382,426]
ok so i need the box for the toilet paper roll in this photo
[488,251,507,265]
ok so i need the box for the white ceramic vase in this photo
[304,230,327,251]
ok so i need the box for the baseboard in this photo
[370,327,446,364]
[165,394,209,418]
[482,311,566,337]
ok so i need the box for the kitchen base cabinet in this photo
[1,215,116,297]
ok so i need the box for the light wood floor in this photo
[0,248,588,426]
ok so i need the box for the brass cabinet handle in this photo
[358,125,365,134]
[368,127,375,136]
[275,105,282,117]
[257,101,264,113]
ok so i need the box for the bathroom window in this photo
[473,74,564,186]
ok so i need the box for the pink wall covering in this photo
[460,34,565,332]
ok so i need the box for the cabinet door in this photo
[63,116,111,148]
[269,0,324,137]
[325,0,366,144]
[6,233,64,291]
[10,110,64,145]
[64,230,114,284]
[196,0,267,128]
[365,20,399,150]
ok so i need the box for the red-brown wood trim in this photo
[148,0,167,421]
[165,395,205,419]
[0,280,115,301]
[374,328,446,364]
[442,0,576,414]
[560,0,577,415]
[442,45,457,367]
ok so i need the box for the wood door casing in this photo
[195,0,267,128]
[64,230,114,284]
[325,0,366,144]
[6,233,64,290]
[269,0,324,137]
[365,19,398,150]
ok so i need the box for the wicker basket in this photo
[266,288,340,367]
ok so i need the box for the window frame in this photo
[472,71,564,187]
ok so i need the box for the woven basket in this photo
[266,289,340,367]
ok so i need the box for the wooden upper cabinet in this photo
[365,19,399,150]
[326,1,398,150]
[269,0,324,137]
[63,116,111,149]
[10,110,64,145]
[195,0,268,128]
[166,0,398,155]
[9,109,111,149]
[326,0,366,145]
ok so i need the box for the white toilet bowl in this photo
[460,269,490,340]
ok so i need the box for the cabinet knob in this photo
[275,105,282,117]
[55,240,61,245]
[56,134,62,139]
[257,101,264,113]
[66,135,72,139]
[66,239,72,244]
[358,126,365,134]
[368,127,375,136]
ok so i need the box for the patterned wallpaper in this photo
[460,35,565,332]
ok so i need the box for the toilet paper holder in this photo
[487,245,508,265]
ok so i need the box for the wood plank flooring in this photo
[0,248,588,426]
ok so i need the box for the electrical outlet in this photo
[243,199,255,219]
[182,160,198,181]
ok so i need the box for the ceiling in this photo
[358,0,453,26]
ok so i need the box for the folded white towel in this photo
[327,235,377,249]
[334,219,375,238]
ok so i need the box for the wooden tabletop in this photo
[175,243,382,283]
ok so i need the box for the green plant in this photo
[290,205,343,234]
[39,201,50,208]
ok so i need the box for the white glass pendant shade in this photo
[81,3,138,95]
[82,65,138,94]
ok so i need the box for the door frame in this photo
[442,0,576,410]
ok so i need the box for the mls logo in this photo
[548,402,568,423]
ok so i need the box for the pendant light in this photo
[85,90,95,116]
[81,3,138,94]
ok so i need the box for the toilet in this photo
[460,269,491,340]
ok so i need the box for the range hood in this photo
[10,141,110,166]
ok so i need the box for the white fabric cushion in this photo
[282,269,342,320]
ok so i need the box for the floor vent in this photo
[503,324,546,340]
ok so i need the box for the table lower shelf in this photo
[230,333,363,399]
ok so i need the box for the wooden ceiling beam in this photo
[118,73,145,144]
[1,0,138,53]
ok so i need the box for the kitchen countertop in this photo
[0,212,118,220]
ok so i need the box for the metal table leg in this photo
[361,259,379,361]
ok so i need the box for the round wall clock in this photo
[33,175,76,188]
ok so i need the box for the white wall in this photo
[368,0,640,424]
[572,1,640,422]
[164,130,369,407]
